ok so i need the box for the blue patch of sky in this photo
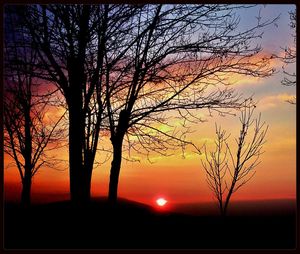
[236,4,295,53]
[227,5,296,100]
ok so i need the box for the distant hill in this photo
[172,198,296,216]
[4,198,296,249]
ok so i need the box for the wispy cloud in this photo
[258,93,296,110]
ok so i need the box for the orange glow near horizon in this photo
[4,81,296,206]
[4,74,296,206]
[3,5,296,207]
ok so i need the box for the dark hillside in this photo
[4,198,296,249]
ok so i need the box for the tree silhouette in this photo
[102,5,277,203]
[281,9,296,104]
[3,8,65,206]
[6,4,278,205]
[12,5,143,204]
[201,102,268,216]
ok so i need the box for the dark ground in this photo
[4,198,296,249]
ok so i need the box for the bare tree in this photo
[281,9,296,104]
[103,4,277,203]
[9,4,278,206]
[3,8,65,206]
[202,103,268,216]
[12,4,142,204]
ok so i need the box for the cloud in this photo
[258,93,296,110]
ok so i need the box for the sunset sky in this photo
[4,4,296,207]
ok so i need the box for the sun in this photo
[156,198,167,207]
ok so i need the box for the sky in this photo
[4,4,296,207]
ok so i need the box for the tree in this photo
[103,4,277,203]
[281,9,296,89]
[9,4,278,205]
[201,103,268,216]
[14,4,142,204]
[3,8,65,206]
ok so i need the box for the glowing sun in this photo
[156,198,167,207]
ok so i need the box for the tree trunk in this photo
[218,199,224,216]
[82,161,93,203]
[69,117,94,205]
[223,182,235,216]
[68,54,87,205]
[221,207,227,217]
[69,107,82,203]
[22,103,32,207]
[84,169,93,201]
[68,98,84,204]
[108,110,129,204]
[21,170,31,207]
[108,136,124,204]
